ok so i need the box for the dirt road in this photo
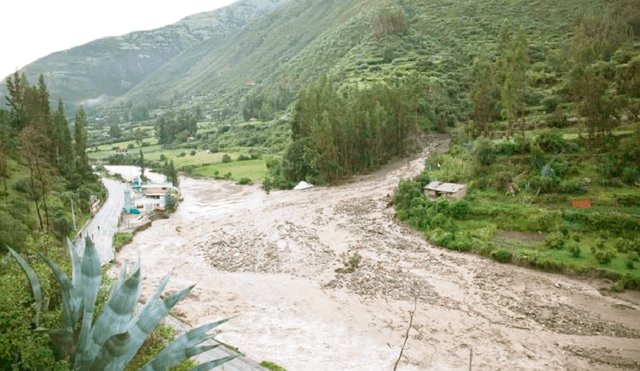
[110,135,640,370]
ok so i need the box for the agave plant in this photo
[7,236,236,370]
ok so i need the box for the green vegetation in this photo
[6,237,236,371]
[260,361,288,371]
[113,232,134,251]
[198,159,268,181]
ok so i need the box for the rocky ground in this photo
[110,134,640,371]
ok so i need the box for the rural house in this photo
[424,181,467,200]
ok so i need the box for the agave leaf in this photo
[189,355,238,371]
[74,236,103,369]
[109,281,194,370]
[139,319,230,371]
[6,246,43,327]
[80,259,142,368]
[67,237,84,323]
[40,254,75,333]
[90,332,131,371]
[148,344,222,371]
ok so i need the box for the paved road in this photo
[76,178,128,265]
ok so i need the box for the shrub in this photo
[393,179,423,214]
[622,165,639,184]
[613,238,631,252]
[127,143,135,149]
[567,241,581,257]
[261,179,273,194]
[190,150,196,156]
[491,249,513,263]
[629,251,640,262]
[221,154,232,163]
[474,138,496,166]
[237,177,252,185]
[492,171,515,193]
[559,179,588,195]
[449,199,471,218]
[541,95,560,113]
[594,248,617,264]
[545,231,565,250]
[177,152,186,157]
[237,154,251,161]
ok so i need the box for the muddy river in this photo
[109,135,640,370]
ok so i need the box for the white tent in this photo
[293,181,314,190]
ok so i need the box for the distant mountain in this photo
[0,0,290,109]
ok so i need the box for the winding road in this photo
[76,178,127,265]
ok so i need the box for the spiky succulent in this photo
[7,237,235,370]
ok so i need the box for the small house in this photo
[114,148,129,155]
[424,181,467,200]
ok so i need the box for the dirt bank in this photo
[110,134,640,370]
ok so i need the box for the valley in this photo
[109,135,640,371]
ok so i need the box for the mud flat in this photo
[110,134,640,371]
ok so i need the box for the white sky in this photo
[1,0,238,79]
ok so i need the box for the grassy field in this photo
[198,159,268,181]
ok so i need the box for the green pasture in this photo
[198,159,268,181]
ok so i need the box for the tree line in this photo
[0,71,97,248]
[270,75,422,185]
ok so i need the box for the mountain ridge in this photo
[0,0,290,111]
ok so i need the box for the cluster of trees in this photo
[241,84,295,122]
[0,72,97,248]
[155,111,198,144]
[471,4,640,141]
[273,75,421,184]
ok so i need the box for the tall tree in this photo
[20,125,51,231]
[73,106,90,178]
[5,71,27,131]
[139,149,145,181]
[52,99,75,177]
[0,127,10,207]
[471,53,498,137]
[498,24,529,141]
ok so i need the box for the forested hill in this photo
[0,0,290,112]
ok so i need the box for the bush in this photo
[177,152,186,157]
[541,95,560,113]
[594,248,617,264]
[261,179,273,194]
[622,165,639,184]
[474,138,496,166]
[545,231,565,250]
[393,179,423,216]
[535,130,578,154]
[629,251,640,261]
[567,241,581,257]
[221,154,232,163]
[559,179,588,195]
[449,199,471,217]
[613,238,631,252]
[190,150,196,156]
[491,249,513,263]
[237,177,252,185]
[237,154,251,161]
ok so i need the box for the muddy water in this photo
[110,135,640,371]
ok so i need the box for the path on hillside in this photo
[110,134,640,371]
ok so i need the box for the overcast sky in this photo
[1,0,238,79]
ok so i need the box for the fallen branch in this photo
[393,296,418,371]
